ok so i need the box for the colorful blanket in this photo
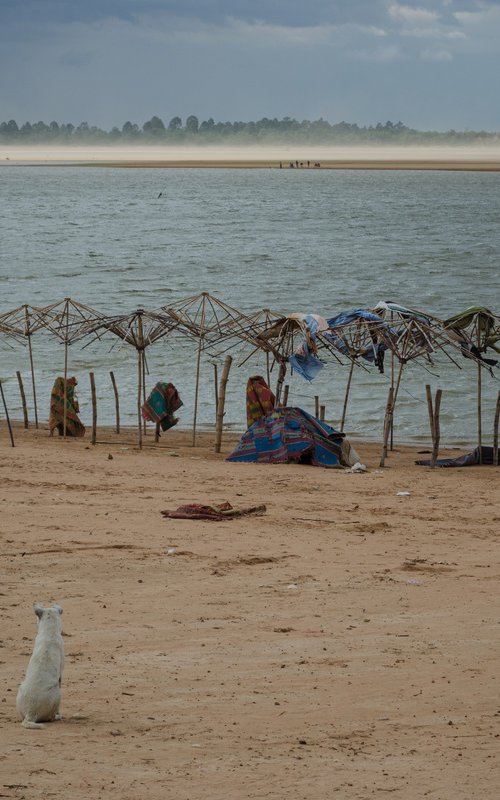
[142,382,183,431]
[246,375,276,428]
[227,407,349,468]
[48,376,85,437]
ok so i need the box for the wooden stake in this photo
[155,423,161,443]
[89,372,97,445]
[0,381,15,447]
[425,384,435,445]
[16,371,29,429]
[493,390,500,467]
[431,389,442,468]
[215,355,232,453]
[314,395,319,418]
[110,371,120,434]
[283,384,289,406]
[275,361,287,407]
[320,404,325,421]
[379,386,394,467]
[213,363,219,423]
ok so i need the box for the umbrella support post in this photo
[340,361,355,432]
[27,334,39,429]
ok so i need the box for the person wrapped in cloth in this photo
[142,382,183,432]
[48,376,85,437]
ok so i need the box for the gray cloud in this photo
[0,1,499,130]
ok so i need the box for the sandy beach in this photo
[1,422,499,799]
[1,144,500,170]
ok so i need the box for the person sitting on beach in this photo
[48,376,85,437]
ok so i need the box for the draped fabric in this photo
[48,376,85,437]
[246,375,276,428]
[227,407,355,468]
[142,382,183,431]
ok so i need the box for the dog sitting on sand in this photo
[16,603,64,729]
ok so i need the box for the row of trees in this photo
[0,116,498,144]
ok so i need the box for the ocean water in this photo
[0,165,499,446]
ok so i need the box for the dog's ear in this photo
[53,604,63,615]
[33,603,44,619]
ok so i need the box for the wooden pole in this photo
[379,386,394,467]
[0,381,15,447]
[320,404,325,421]
[425,384,435,448]
[89,372,97,446]
[431,389,442,468]
[192,296,207,447]
[215,355,232,453]
[63,299,69,439]
[340,361,355,432]
[275,361,286,406]
[155,423,161,443]
[25,318,38,430]
[493,390,500,467]
[283,384,289,406]
[213,363,219,424]
[142,351,147,435]
[390,310,395,450]
[477,359,482,465]
[137,350,143,450]
[137,314,144,450]
[16,371,29,429]
[110,371,120,434]
[314,395,319,418]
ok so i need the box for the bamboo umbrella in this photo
[162,292,253,445]
[84,308,181,449]
[31,298,107,437]
[442,306,500,461]
[0,304,50,428]
[319,303,469,460]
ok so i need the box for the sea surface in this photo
[0,165,499,447]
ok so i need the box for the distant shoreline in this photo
[2,145,500,171]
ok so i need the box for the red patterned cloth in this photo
[246,375,275,428]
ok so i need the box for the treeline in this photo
[0,115,498,144]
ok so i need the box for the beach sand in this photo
[1,423,499,799]
[1,144,500,170]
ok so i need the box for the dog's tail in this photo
[21,718,45,730]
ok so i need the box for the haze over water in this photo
[1,162,499,446]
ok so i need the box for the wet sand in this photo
[1,423,499,799]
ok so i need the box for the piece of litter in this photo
[406,579,422,585]
[167,548,177,555]
[350,462,367,473]
[397,491,411,496]
[287,583,298,590]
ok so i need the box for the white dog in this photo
[16,603,64,729]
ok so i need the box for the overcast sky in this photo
[1,0,499,131]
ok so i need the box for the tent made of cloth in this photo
[226,406,358,468]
